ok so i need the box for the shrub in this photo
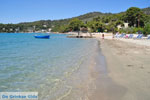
[144,22,150,35]
[118,27,144,34]
[119,27,134,34]
[133,27,144,34]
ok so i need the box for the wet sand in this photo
[57,39,127,100]
[94,39,150,100]
[88,39,127,100]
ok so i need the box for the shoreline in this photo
[95,38,150,100]
[88,39,127,100]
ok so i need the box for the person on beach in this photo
[102,34,104,39]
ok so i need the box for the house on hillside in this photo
[117,23,129,30]
[48,28,52,32]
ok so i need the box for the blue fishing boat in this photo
[34,35,50,39]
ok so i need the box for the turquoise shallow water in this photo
[0,33,99,100]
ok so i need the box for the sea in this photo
[0,33,102,100]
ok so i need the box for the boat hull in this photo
[34,35,50,39]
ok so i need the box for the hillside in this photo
[73,12,112,22]
[18,7,149,28]
[0,7,149,33]
[18,12,111,27]
[142,7,150,15]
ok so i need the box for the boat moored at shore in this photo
[34,35,50,39]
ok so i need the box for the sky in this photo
[0,0,149,24]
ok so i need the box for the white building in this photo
[117,23,129,30]
[48,28,52,32]
[124,23,129,28]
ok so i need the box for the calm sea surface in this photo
[0,33,99,100]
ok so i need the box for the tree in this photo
[125,7,146,27]
[68,18,85,32]
[114,20,124,27]
[59,25,70,33]
[144,22,150,35]
[94,21,105,32]
[106,22,117,33]
[87,21,96,32]
[87,17,105,32]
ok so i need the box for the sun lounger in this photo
[134,34,143,39]
[119,33,126,38]
[128,34,134,38]
[136,34,141,38]
[138,34,143,39]
[125,34,134,39]
[115,34,119,38]
[147,35,150,40]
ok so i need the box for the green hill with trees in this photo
[0,7,150,35]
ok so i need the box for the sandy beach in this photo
[93,38,150,100]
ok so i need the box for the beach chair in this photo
[118,34,123,38]
[134,34,143,39]
[123,33,126,38]
[115,34,119,38]
[119,33,126,38]
[147,35,150,40]
[124,35,128,38]
[125,34,133,39]
[128,34,134,39]
[136,34,141,39]
[138,34,143,39]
